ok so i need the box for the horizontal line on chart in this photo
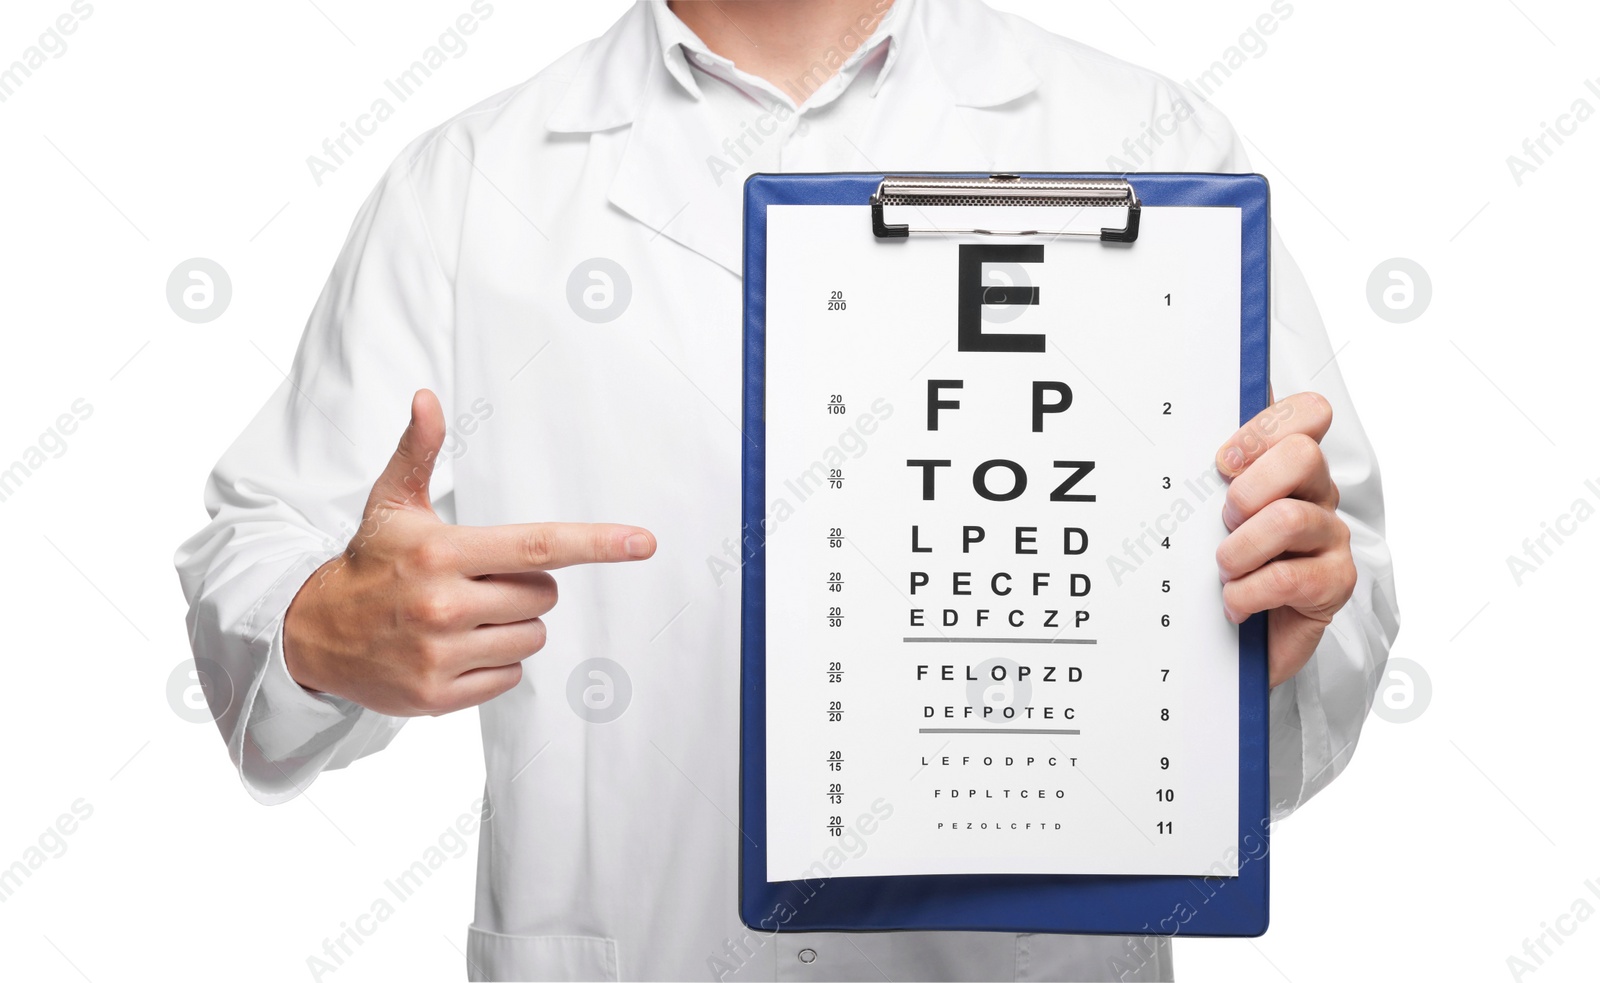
[919,727,1081,735]
[901,636,1098,645]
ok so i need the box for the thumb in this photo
[368,389,446,513]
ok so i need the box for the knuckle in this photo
[1298,563,1329,601]
[1270,499,1311,539]
[1216,552,1244,582]
[1304,391,1334,424]
[498,662,524,695]
[409,534,455,573]
[1284,431,1321,464]
[402,676,446,713]
[1269,560,1302,599]
[522,527,557,568]
[411,636,449,673]
[405,589,457,630]
[1224,483,1253,520]
[1336,555,1359,599]
[525,618,549,654]
[1328,480,1342,512]
[515,574,559,617]
[1291,391,1333,430]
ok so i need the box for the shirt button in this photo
[798,948,817,964]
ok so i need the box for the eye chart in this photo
[756,191,1251,883]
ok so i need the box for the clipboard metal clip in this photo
[870,174,1141,243]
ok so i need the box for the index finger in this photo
[1215,392,1333,478]
[450,522,657,574]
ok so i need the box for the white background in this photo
[0,1,1594,980]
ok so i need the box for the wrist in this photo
[282,562,334,695]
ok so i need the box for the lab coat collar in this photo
[546,0,1041,276]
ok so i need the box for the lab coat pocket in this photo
[465,926,619,982]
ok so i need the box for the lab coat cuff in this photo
[1270,616,1367,820]
[234,548,371,803]
[255,603,365,744]
[1268,527,1398,819]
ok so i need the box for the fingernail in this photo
[1220,447,1245,476]
[625,533,654,558]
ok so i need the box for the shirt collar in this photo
[648,0,913,108]
[547,0,1040,134]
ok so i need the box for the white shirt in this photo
[175,2,1400,979]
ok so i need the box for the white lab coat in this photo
[175,1,1400,979]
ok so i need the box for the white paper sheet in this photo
[761,204,1244,880]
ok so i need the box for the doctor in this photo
[176,0,1400,979]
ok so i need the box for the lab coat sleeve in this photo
[174,136,457,805]
[1258,232,1401,817]
[1176,93,1403,818]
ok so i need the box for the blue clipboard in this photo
[739,172,1272,938]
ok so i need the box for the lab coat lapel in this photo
[605,56,746,277]
[544,3,744,277]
